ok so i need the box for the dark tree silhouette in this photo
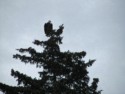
[0,21,102,94]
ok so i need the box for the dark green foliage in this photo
[0,21,102,94]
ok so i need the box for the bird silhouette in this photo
[44,21,53,37]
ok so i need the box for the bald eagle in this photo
[44,21,53,36]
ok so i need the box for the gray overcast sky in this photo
[0,0,125,94]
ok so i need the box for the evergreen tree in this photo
[0,21,102,94]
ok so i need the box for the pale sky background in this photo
[0,0,125,94]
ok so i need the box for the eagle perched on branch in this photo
[44,21,53,37]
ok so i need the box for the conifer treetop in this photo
[0,21,102,94]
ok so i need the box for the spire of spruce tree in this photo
[0,21,102,94]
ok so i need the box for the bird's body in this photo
[44,21,53,36]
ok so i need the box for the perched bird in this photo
[44,21,53,36]
[56,24,64,36]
